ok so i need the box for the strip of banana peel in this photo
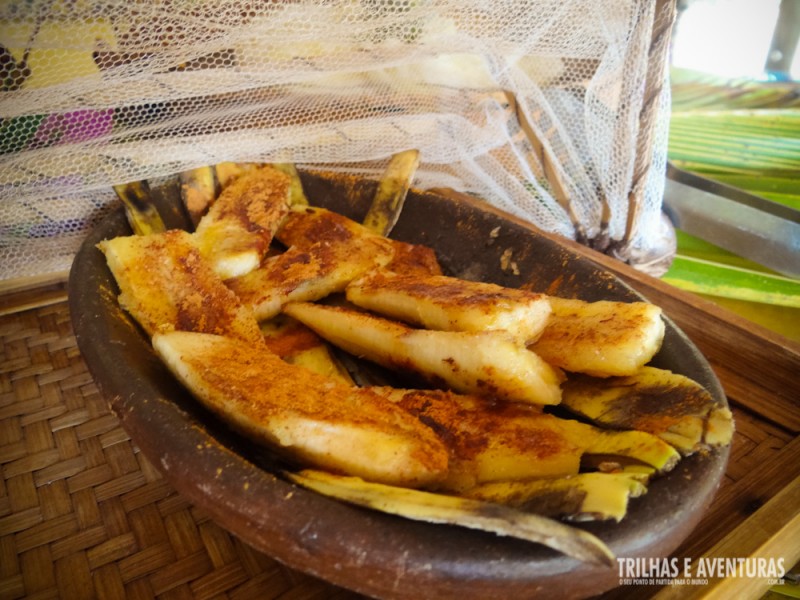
[286,469,615,567]
[561,366,734,455]
[113,181,166,236]
[270,163,310,207]
[584,429,680,474]
[180,166,218,228]
[362,149,420,236]
[462,472,648,523]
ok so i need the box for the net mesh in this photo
[1,0,675,284]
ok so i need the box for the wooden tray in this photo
[1,186,798,599]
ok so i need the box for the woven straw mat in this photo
[0,301,364,600]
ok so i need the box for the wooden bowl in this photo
[69,170,729,599]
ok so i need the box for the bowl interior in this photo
[69,170,729,600]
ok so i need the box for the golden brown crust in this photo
[384,241,443,276]
[388,389,573,463]
[205,166,292,236]
[346,272,552,344]
[262,318,327,359]
[372,387,583,490]
[227,235,395,321]
[530,298,665,376]
[284,301,564,406]
[154,331,449,487]
[355,272,545,310]
[193,166,292,278]
[99,230,264,346]
[277,206,443,276]
[276,206,368,247]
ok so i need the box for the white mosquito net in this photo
[0,0,676,284]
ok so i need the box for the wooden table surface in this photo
[1,229,798,599]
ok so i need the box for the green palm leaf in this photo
[665,68,800,334]
[663,255,800,308]
[671,67,800,111]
